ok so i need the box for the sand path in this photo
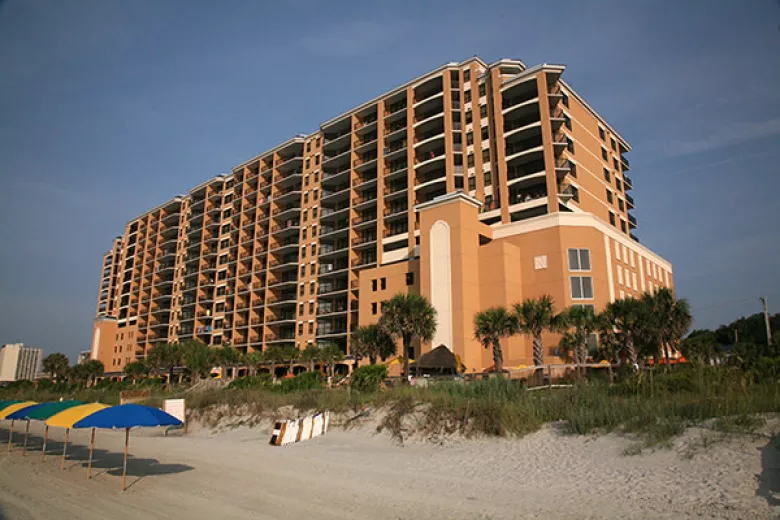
[0,421,776,519]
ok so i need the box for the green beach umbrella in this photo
[6,401,83,456]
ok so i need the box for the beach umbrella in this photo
[0,402,37,455]
[0,400,22,412]
[6,401,83,456]
[45,403,109,470]
[72,404,182,490]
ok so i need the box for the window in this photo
[569,160,577,178]
[570,276,594,299]
[599,127,605,140]
[309,301,314,314]
[465,110,472,124]
[564,115,571,130]
[603,168,611,183]
[304,175,309,186]
[301,246,306,258]
[484,195,493,209]
[615,178,622,192]
[484,172,492,186]
[312,207,318,218]
[479,104,487,118]
[478,83,486,97]
[406,272,414,286]
[617,266,623,285]
[567,138,574,154]
[465,153,474,167]
[314,171,319,182]
[308,322,314,334]
[602,148,608,161]
[606,190,613,204]
[464,90,471,103]
[306,141,311,153]
[372,279,378,291]
[302,229,307,240]
[632,272,638,291]
[299,284,305,297]
[298,323,303,335]
[220,238,229,249]
[567,248,591,271]
[610,137,617,151]
[310,244,316,256]
[219,254,228,265]
[613,158,619,170]
[570,186,579,203]
[463,69,470,82]
[381,277,387,290]
[315,155,320,165]
[372,302,378,315]
[482,148,490,162]
[313,188,318,200]
[216,286,226,296]
[218,270,227,280]
[562,92,569,107]
[466,132,473,145]
[309,281,315,294]
[304,193,309,204]
[468,176,476,191]
[609,212,616,226]
[618,199,625,212]
[299,302,304,316]
[305,158,310,169]
[300,265,306,277]
[621,220,627,233]
[303,209,308,222]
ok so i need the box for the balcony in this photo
[352,214,377,229]
[354,154,377,171]
[414,148,446,173]
[384,162,408,181]
[352,193,377,208]
[319,221,350,239]
[623,175,633,190]
[322,147,351,167]
[383,182,407,199]
[317,283,348,296]
[384,204,408,220]
[626,193,635,209]
[628,213,637,228]
[621,156,630,171]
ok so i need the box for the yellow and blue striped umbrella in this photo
[42,403,109,469]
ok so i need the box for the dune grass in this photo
[2,366,778,447]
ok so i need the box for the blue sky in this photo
[1,0,778,361]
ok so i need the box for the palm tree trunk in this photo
[533,334,544,366]
[492,338,503,375]
[626,339,638,367]
[402,334,412,384]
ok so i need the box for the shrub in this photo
[228,373,273,390]
[279,371,321,393]
[351,365,388,393]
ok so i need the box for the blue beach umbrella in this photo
[73,404,182,490]
[6,400,83,456]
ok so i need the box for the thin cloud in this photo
[663,118,780,157]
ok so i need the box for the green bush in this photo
[351,365,388,393]
[279,371,321,393]
[227,373,273,390]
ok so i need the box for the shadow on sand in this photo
[0,426,193,490]
[756,432,780,509]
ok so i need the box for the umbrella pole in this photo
[122,428,130,491]
[87,428,95,480]
[23,420,30,456]
[60,428,69,471]
[41,425,48,461]
[7,419,14,454]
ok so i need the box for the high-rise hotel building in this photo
[92,57,673,374]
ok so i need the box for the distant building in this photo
[77,351,92,365]
[0,343,43,382]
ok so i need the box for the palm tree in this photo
[599,297,644,366]
[146,342,182,384]
[278,344,300,375]
[211,345,240,379]
[640,288,693,366]
[561,306,597,375]
[244,351,264,376]
[319,344,345,381]
[181,340,211,383]
[84,360,105,387]
[473,307,517,374]
[514,295,567,366]
[42,353,70,382]
[351,324,397,365]
[123,360,149,384]
[300,344,320,372]
[379,293,437,383]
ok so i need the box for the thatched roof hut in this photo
[415,345,460,374]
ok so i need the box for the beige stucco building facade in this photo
[91,56,672,374]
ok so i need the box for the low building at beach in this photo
[90,56,672,374]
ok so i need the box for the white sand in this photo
[0,420,777,519]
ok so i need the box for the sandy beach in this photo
[0,420,777,520]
